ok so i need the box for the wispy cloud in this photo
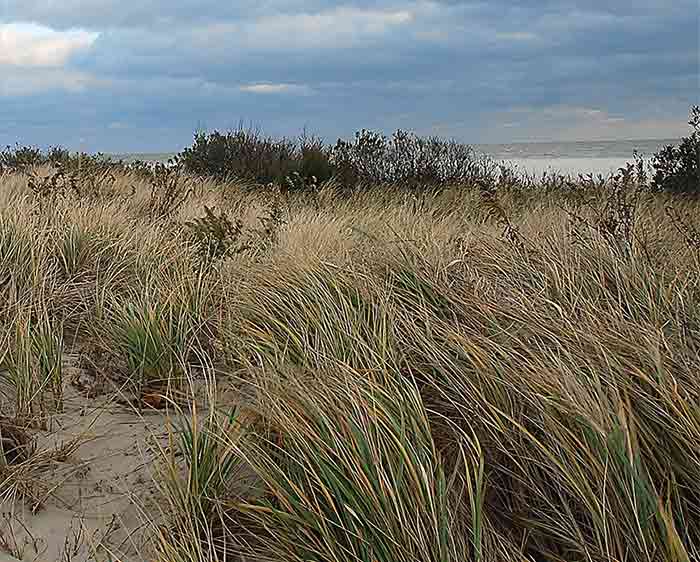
[0,23,98,67]
[239,83,314,95]
[490,105,687,142]
[193,6,415,52]
[0,68,100,96]
[494,31,539,42]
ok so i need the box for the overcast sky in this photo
[1,1,698,152]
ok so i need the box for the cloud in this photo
[494,31,539,42]
[0,0,696,150]
[484,105,690,142]
[2,1,417,30]
[191,6,415,52]
[0,23,98,67]
[239,83,314,95]
[0,68,101,96]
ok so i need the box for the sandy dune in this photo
[1,355,180,562]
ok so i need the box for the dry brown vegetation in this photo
[0,162,698,561]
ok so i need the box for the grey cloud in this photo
[1,0,697,150]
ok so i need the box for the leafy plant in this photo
[185,206,246,263]
[651,106,700,195]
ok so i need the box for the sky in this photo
[0,0,698,152]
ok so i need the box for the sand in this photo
[0,354,185,562]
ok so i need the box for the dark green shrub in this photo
[330,129,495,190]
[0,143,115,172]
[650,106,699,195]
[0,144,44,170]
[178,126,333,186]
[176,125,498,191]
[298,134,334,184]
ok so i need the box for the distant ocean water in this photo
[110,138,681,177]
[476,138,680,176]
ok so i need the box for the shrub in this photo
[330,129,495,189]
[177,126,495,192]
[0,144,45,171]
[177,126,334,186]
[0,144,113,175]
[185,205,246,263]
[650,106,700,195]
[298,133,334,183]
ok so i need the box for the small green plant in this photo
[185,205,246,263]
[1,313,63,427]
[153,403,247,562]
[147,162,193,220]
[104,294,195,399]
[251,185,287,257]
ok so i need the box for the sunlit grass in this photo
[0,163,698,562]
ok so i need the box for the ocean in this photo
[111,138,680,177]
[476,138,679,176]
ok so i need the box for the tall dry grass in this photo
[0,164,698,561]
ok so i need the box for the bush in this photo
[177,126,495,192]
[330,129,495,189]
[650,106,700,195]
[0,143,114,171]
[0,144,45,171]
[177,126,334,187]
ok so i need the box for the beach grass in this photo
[0,161,698,561]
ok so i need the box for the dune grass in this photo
[0,162,698,561]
